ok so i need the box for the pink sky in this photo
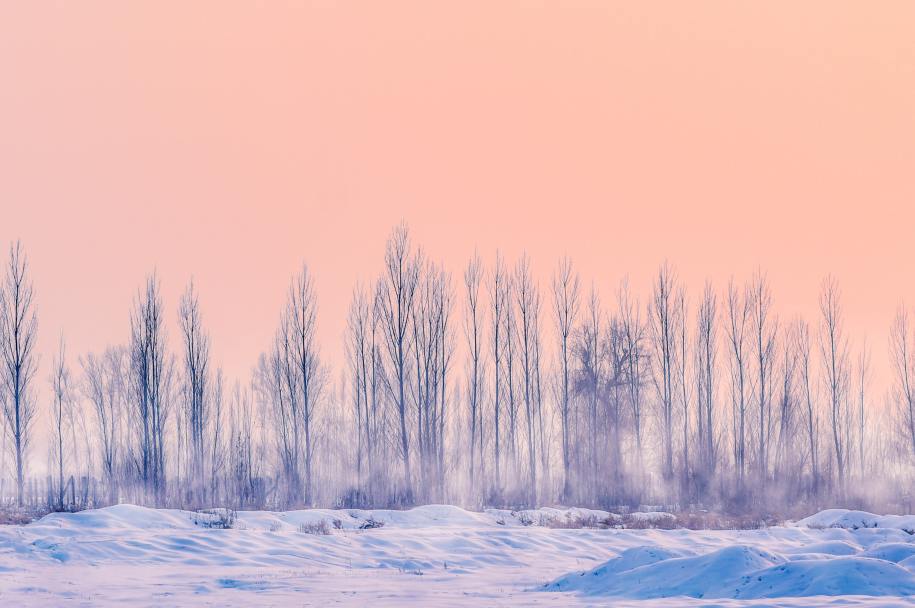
[1,2,914,399]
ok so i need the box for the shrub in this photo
[359,517,385,530]
[298,520,331,535]
[191,508,236,529]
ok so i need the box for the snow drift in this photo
[3,505,915,606]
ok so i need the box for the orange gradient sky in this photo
[1,2,914,402]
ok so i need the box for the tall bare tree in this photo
[516,255,539,505]
[288,264,322,505]
[890,307,915,460]
[725,279,750,489]
[649,263,679,482]
[0,241,38,507]
[794,319,819,494]
[750,272,777,483]
[129,274,172,504]
[178,280,210,503]
[695,283,718,484]
[81,347,127,504]
[377,224,420,500]
[49,337,73,508]
[818,276,849,494]
[552,257,580,500]
[619,280,646,480]
[489,253,508,495]
[464,254,485,495]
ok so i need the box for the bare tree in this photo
[675,288,691,491]
[552,257,580,500]
[376,224,420,500]
[516,255,539,505]
[891,307,915,460]
[0,241,38,507]
[619,280,646,480]
[464,253,485,495]
[725,279,750,489]
[178,280,210,503]
[695,283,718,484]
[794,319,819,494]
[81,347,127,504]
[489,253,508,496]
[750,272,778,483]
[347,284,373,494]
[855,342,870,478]
[49,337,73,508]
[649,263,679,482]
[818,276,849,494]
[288,264,323,505]
[129,274,173,505]
[773,325,798,483]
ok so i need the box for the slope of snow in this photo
[2,505,915,606]
[795,509,915,532]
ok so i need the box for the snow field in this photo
[1,505,915,606]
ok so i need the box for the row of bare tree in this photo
[3,228,915,514]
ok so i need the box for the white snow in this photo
[2,505,915,606]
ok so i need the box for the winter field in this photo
[2,506,915,606]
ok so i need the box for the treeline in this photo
[2,225,915,515]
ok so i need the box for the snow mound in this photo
[546,546,685,592]
[734,557,915,598]
[860,542,915,563]
[30,504,199,533]
[795,509,915,532]
[546,545,784,599]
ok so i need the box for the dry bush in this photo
[359,517,385,530]
[298,520,331,535]
[191,508,236,529]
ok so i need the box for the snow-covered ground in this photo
[2,505,915,606]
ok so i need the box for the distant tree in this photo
[287,264,323,505]
[129,274,173,505]
[178,280,210,503]
[463,253,485,496]
[0,241,38,507]
[649,263,679,482]
[725,279,751,490]
[552,257,580,501]
[376,224,420,500]
[818,276,849,494]
[890,307,915,461]
[49,337,73,509]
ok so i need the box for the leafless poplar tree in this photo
[49,337,73,508]
[794,319,820,494]
[464,254,485,495]
[489,253,508,496]
[619,280,646,480]
[750,272,777,483]
[552,257,580,500]
[178,280,210,503]
[81,347,127,504]
[818,276,849,493]
[890,307,915,460]
[288,264,322,505]
[377,224,420,500]
[0,241,38,507]
[649,263,679,482]
[725,279,750,489]
[515,255,539,505]
[694,283,717,485]
[129,274,173,505]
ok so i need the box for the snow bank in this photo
[4,505,915,605]
[546,545,785,599]
[795,508,915,532]
[546,508,915,601]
